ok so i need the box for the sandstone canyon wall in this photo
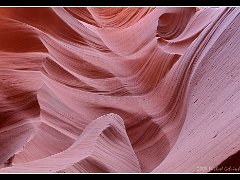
[0,7,240,173]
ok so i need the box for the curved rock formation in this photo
[0,7,240,173]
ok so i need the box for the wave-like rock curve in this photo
[0,7,240,173]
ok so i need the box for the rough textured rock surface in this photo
[0,7,240,173]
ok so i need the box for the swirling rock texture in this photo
[0,7,240,173]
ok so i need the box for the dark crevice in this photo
[210,150,240,173]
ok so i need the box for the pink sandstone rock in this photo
[0,7,239,173]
